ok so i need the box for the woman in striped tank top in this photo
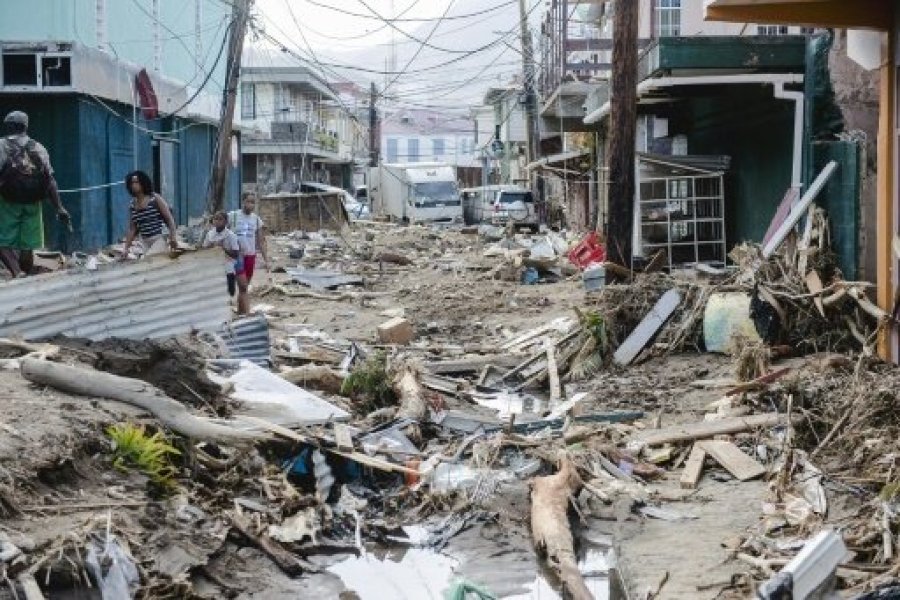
[121,170,178,258]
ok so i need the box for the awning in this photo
[525,150,591,171]
[704,0,892,30]
[585,73,804,124]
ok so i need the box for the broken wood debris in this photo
[630,413,798,449]
[679,445,706,489]
[697,440,767,482]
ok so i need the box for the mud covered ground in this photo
[0,221,876,599]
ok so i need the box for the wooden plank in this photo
[424,355,520,375]
[697,440,766,481]
[501,317,575,352]
[762,161,838,259]
[545,338,561,405]
[17,573,46,600]
[631,412,798,448]
[806,270,826,317]
[613,289,681,366]
[333,424,354,452]
[725,367,792,396]
[679,445,706,489]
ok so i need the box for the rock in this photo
[377,317,416,345]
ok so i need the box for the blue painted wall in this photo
[0,94,239,251]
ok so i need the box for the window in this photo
[41,56,71,87]
[800,27,818,35]
[240,83,256,119]
[432,138,445,158]
[656,0,681,38]
[407,138,419,162]
[273,85,292,122]
[386,138,398,162]
[2,54,38,86]
[757,25,790,35]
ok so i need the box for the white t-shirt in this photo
[203,227,242,274]
[228,210,264,256]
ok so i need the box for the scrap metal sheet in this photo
[0,251,231,341]
[286,268,363,290]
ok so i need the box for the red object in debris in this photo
[567,231,606,269]
[135,68,159,119]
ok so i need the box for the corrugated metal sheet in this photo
[219,314,272,366]
[0,250,231,341]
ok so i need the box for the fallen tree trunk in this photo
[280,365,345,394]
[21,359,263,443]
[531,458,592,600]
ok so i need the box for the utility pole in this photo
[369,82,378,167]
[604,0,639,267]
[518,0,539,183]
[209,0,252,213]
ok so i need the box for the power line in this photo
[354,0,517,56]
[302,0,516,23]
[382,0,456,97]
[254,0,543,80]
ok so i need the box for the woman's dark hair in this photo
[124,170,153,197]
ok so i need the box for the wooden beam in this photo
[680,445,706,489]
[631,413,799,448]
[546,339,562,405]
[697,440,767,481]
[877,28,896,361]
[705,1,893,30]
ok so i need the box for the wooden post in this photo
[603,0,639,267]
[209,0,253,213]
[369,81,378,167]
[877,28,896,361]
[519,0,539,180]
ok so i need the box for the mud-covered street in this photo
[0,219,896,599]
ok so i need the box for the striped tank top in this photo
[130,196,164,238]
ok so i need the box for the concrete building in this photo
[471,86,529,186]
[238,48,368,194]
[0,0,238,251]
[702,0,899,362]
[534,1,869,283]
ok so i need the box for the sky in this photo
[249,0,532,108]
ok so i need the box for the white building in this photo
[379,109,477,169]
[238,48,368,193]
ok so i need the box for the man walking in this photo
[0,111,70,277]
[228,192,267,284]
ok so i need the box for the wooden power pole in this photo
[518,0,539,176]
[209,0,252,213]
[604,0,639,267]
[369,82,378,167]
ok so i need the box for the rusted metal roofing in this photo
[0,251,232,341]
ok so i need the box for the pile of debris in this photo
[3,172,900,599]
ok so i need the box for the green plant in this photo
[341,351,396,410]
[106,423,181,491]
[582,310,608,351]
[568,309,609,380]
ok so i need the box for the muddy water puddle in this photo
[301,522,616,599]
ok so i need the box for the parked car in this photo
[460,185,538,231]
